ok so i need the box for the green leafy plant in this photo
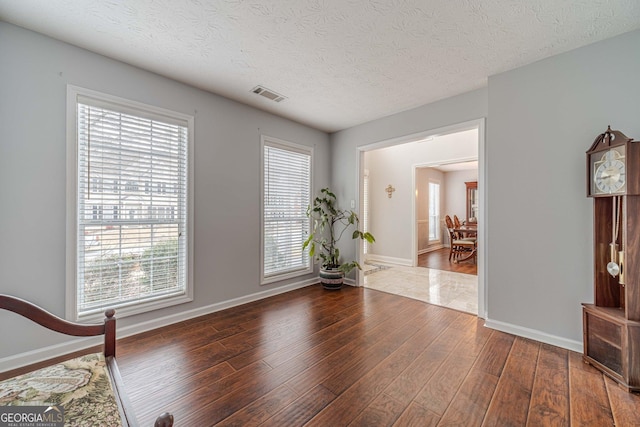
[303,188,375,275]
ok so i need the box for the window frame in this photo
[428,180,441,242]
[66,85,194,321]
[260,135,313,285]
[363,169,370,255]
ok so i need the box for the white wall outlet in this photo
[351,199,355,208]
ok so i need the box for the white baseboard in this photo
[0,277,318,373]
[484,318,583,353]
[418,244,444,255]
[0,336,102,374]
[366,254,413,267]
[343,277,356,286]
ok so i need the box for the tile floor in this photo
[362,263,478,315]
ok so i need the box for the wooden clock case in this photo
[584,126,640,391]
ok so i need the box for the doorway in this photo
[357,119,486,317]
[416,160,478,275]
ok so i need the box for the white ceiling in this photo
[1,1,639,133]
[433,161,478,173]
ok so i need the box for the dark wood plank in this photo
[214,384,299,426]
[418,247,477,275]
[177,358,310,426]
[285,294,421,395]
[354,313,471,425]
[393,402,440,427]
[228,300,369,370]
[604,375,640,427]
[473,330,515,377]
[568,351,615,426]
[527,343,570,427]
[438,370,499,426]
[68,284,635,426]
[348,393,405,427]
[482,337,540,427]
[126,360,235,401]
[219,287,361,353]
[306,312,443,426]
[132,360,273,424]
[319,303,436,396]
[121,341,231,389]
[412,321,493,415]
[261,385,336,427]
[383,312,469,405]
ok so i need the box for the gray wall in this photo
[3,18,639,362]
[0,22,330,358]
[330,89,488,274]
[331,29,640,348]
[486,29,640,346]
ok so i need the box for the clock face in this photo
[591,146,626,195]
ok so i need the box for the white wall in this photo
[0,23,330,361]
[444,169,478,223]
[416,168,445,252]
[485,29,640,349]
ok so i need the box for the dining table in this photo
[454,225,477,236]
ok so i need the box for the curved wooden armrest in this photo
[154,412,174,427]
[1,295,172,425]
[0,294,116,357]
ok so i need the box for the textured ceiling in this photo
[1,1,639,132]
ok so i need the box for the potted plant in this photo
[303,188,375,289]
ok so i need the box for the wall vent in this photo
[251,85,286,103]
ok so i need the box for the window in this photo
[125,180,138,192]
[363,170,370,255]
[261,136,312,283]
[67,86,193,320]
[428,181,440,241]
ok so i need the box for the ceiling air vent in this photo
[251,85,286,103]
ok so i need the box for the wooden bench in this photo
[0,295,173,427]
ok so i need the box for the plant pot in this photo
[319,268,344,290]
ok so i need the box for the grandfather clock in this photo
[584,126,640,391]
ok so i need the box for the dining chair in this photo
[446,226,477,263]
[445,215,454,230]
[445,215,458,239]
[445,215,476,263]
[447,214,475,241]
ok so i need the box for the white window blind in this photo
[262,138,312,281]
[74,96,189,317]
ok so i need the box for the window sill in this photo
[75,292,193,322]
[261,267,313,285]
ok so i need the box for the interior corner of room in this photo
[1,4,640,423]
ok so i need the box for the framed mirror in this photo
[466,181,478,223]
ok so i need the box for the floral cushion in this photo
[0,353,122,426]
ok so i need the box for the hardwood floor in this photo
[418,247,477,275]
[109,285,638,426]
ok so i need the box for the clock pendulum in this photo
[583,126,640,392]
[605,195,624,283]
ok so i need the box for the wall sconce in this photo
[385,184,395,198]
